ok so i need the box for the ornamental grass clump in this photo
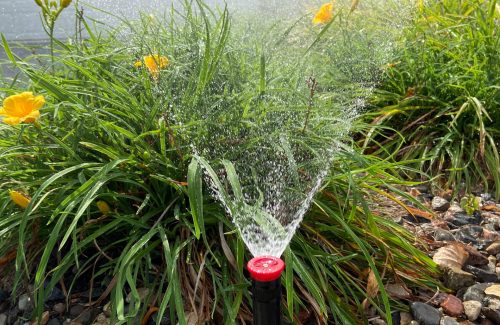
[0,0,439,323]
[364,0,500,198]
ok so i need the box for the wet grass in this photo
[0,1,440,324]
[363,0,500,199]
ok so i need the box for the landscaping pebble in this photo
[432,196,450,212]
[440,295,463,317]
[486,241,500,255]
[410,302,441,325]
[462,300,481,321]
[47,319,61,325]
[17,295,32,312]
[0,313,7,325]
[400,312,413,325]
[463,265,498,283]
[440,316,459,325]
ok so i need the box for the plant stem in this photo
[302,76,318,133]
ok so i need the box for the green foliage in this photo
[0,1,439,324]
[364,0,500,198]
[460,194,481,215]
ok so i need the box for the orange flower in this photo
[9,190,31,209]
[313,2,334,25]
[135,55,169,79]
[0,92,45,125]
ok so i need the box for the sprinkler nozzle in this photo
[247,256,285,325]
[247,256,285,282]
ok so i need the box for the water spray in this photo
[247,256,285,325]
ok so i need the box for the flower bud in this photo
[60,0,72,8]
[34,0,44,7]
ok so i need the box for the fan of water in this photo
[123,0,412,257]
[167,0,411,257]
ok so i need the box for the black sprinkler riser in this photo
[252,278,283,325]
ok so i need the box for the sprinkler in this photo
[247,256,285,325]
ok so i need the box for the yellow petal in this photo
[96,200,111,215]
[2,116,21,125]
[9,190,31,209]
[313,3,334,25]
[32,95,45,110]
[134,60,143,68]
[22,110,40,123]
[0,107,6,116]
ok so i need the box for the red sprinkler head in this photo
[247,256,285,282]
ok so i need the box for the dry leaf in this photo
[433,243,468,270]
[350,0,360,13]
[485,285,500,298]
[362,269,379,311]
[386,282,412,300]
[407,207,434,220]
[483,205,500,213]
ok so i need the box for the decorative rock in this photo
[73,308,95,325]
[440,316,459,325]
[91,313,109,325]
[410,302,441,325]
[440,295,464,317]
[400,312,413,325]
[462,300,482,321]
[463,245,489,266]
[18,294,32,312]
[463,283,491,302]
[45,286,65,302]
[484,284,500,298]
[434,229,455,242]
[371,320,387,325]
[444,268,475,291]
[463,265,498,283]
[486,241,500,255]
[480,319,494,325]
[0,314,7,325]
[482,307,500,324]
[69,305,85,318]
[47,319,61,325]
[448,202,464,214]
[391,311,401,325]
[53,303,66,314]
[432,196,450,212]
[409,322,419,325]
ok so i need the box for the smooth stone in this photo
[18,294,32,312]
[462,300,482,321]
[463,265,498,283]
[480,319,495,325]
[400,312,413,325]
[69,305,85,318]
[440,295,464,317]
[482,307,500,324]
[440,316,459,325]
[411,302,441,325]
[0,301,8,314]
[435,229,455,242]
[53,303,66,314]
[0,313,6,325]
[391,311,401,325]
[463,245,489,266]
[73,308,94,325]
[481,193,492,201]
[444,267,475,291]
[486,242,500,255]
[450,215,481,229]
[409,321,419,325]
[44,286,65,302]
[47,319,61,325]
[372,320,387,325]
[90,313,109,325]
[0,291,8,303]
[432,196,450,212]
[463,283,492,302]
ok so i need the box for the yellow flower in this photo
[135,55,169,79]
[60,0,72,9]
[96,200,111,215]
[0,92,45,126]
[9,190,31,209]
[313,2,334,25]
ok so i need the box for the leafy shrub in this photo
[364,0,500,198]
[0,1,438,324]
